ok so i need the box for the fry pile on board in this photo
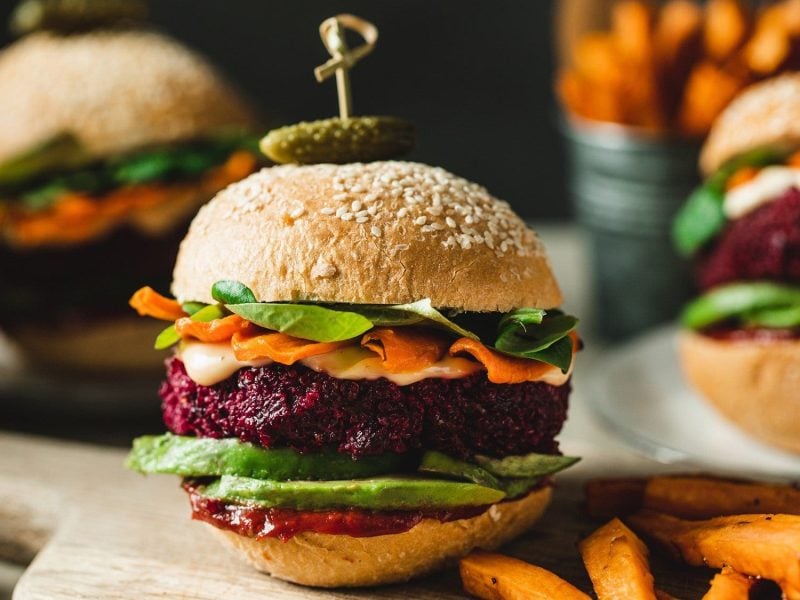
[558,0,800,137]
[460,474,800,599]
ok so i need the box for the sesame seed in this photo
[371,226,381,237]
[222,162,537,258]
[289,206,305,219]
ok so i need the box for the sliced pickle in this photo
[260,116,415,165]
[0,133,91,190]
[11,0,148,36]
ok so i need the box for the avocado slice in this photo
[197,475,506,510]
[418,451,549,499]
[419,451,502,489]
[0,133,92,191]
[474,452,580,479]
[126,434,408,481]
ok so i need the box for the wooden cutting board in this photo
[0,431,720,599]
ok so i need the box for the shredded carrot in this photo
[725,166,759,191]
[176,314,253,343]
[6,150,258,248]
[788,150,800,169]
[129,286,186,321]
[231,331,347,364]
[361,327,451,373]
[450,333,578,384]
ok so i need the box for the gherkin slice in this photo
[11,0,148,36]
[260,116,415,165]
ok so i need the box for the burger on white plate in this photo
[126,159,581,587]
[674,73,800,455]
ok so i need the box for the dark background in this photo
[0,0,569,219]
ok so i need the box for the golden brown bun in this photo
[206,485,551,588]
[8,316,167,375]
[679,331,800,454]
[0,30,257,162]
[172,162,562,312]
[700,73,800,175]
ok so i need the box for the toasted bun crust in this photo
[206,485,551,588]
[0,30,257,162]
[172,162,562,312]
[8,317,167,374]
[679,331,800,454]
[700,74,800,175]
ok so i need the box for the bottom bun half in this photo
[679,330,800,454]
[7,316,167,375]
[205,485,552,588]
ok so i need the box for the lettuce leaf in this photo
[227,303,373,342]
[682,282,800,329]
[494,310,578,372]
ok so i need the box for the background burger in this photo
[673,73,800,455]
[126,159,580,587]
[0,7,260,374]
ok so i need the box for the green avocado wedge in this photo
[197,475,506,510]
[681,282,800,330]
[474,452,581,479]
[418,451,502,489]
[126,435,409,481]
[418,451,548,499]
[0,134,91,192]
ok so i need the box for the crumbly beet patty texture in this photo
[161,356,570,460]
[696,187,800,290]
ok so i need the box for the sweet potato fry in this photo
[612,0,655,64]
[704,0,750,62]
[579,518,657,600]
[702,567,755,600]
[677,61,744,137]
[585,478,647,519]
[744,6,791,74]
[655,591,679,600]
[460,552,590,600]
[643,476,800,519]
[655,0,703,107]
[627,511,800,598]
[656,0,703,69]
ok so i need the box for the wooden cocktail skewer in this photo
[314,14,379,119]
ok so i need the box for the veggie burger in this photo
[127,160,580,587]
[673,73,800,455]
[0,27,258,373]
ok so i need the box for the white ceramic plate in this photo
[586,326,800,479]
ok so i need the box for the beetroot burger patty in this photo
[696,187,800,290]
[161,356,570,460]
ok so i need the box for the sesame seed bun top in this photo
[701,73,800,176]
[172,161,563,312]
[0,30,257,162]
